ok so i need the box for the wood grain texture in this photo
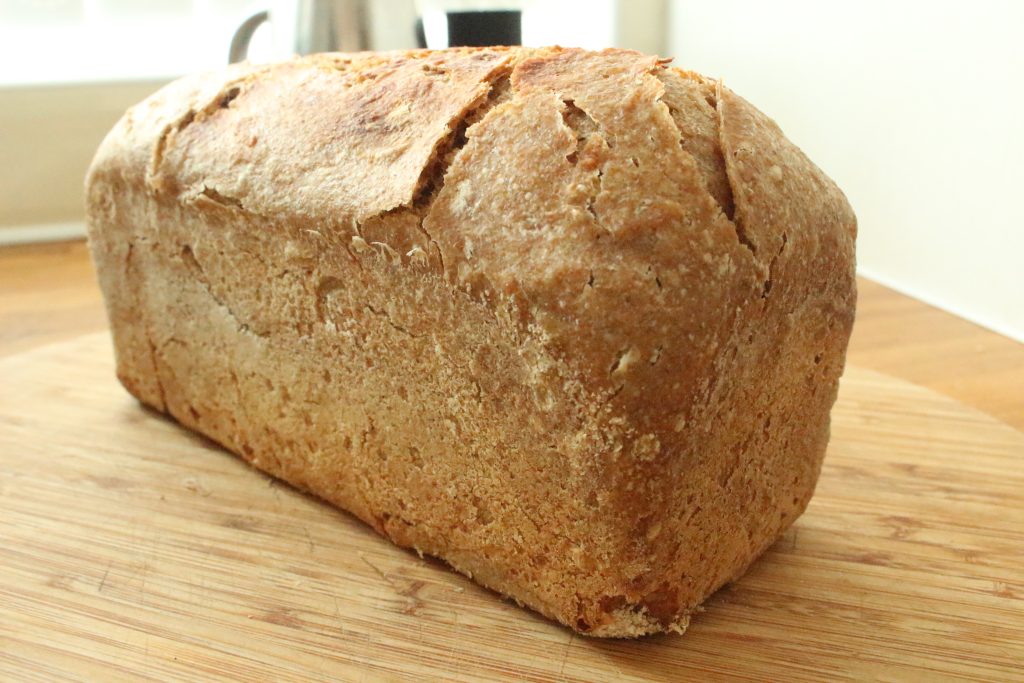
[854,279,1024,430]
[0,241,106,357]
[1,334,1022,681]
[3,241,1022,431]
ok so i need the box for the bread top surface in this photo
[88,45,856,453]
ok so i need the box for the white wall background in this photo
[669,0,1023,341]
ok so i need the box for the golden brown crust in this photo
[85,47,856,637]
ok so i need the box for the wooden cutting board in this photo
[1,334,1022,682]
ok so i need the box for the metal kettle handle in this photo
[228,10,270,63]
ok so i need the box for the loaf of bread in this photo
[85,47,856,637]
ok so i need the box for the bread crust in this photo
[85,47,856,637]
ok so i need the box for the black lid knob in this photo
[445,10,522,47]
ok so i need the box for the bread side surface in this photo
[85,46,856,637]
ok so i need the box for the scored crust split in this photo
[85,46,856,637]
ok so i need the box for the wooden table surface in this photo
[2,239,1022,430]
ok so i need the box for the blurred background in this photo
[0,0,1021,342]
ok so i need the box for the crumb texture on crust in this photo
[85,46,856,637]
